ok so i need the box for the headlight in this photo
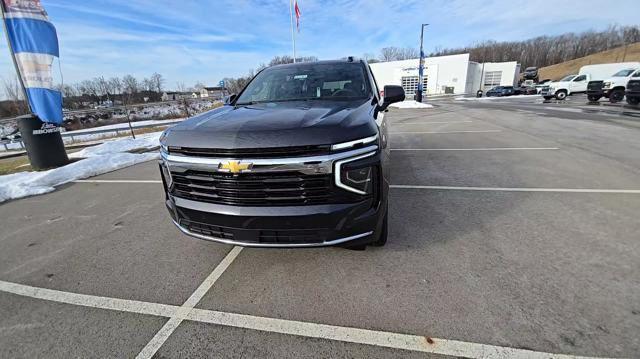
[335,152,376,195]
[603,82,612,89]
[331,134,378,151]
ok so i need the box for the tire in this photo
[609,89,625,103]
[543,96,553,101]
[627,97,640,106]
[555,91,567,100]
[371,211,388,247]
[587,95,602,102]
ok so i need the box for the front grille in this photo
[170,170,353,206]
[169,145,331,158]
[179,218,329,244]
[588,81,604,92]
[627,80,640,92]
[180,219,234,240]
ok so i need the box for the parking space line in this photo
[0,279,605,359]
[136,246,243,359]
[391,185,640,194]
[392,147,559,151]
[390,130,502,134]
[393,121,473,125]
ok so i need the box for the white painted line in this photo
[543,107,583,113]
[136,246,243,359]
[391,185,640,194]
[394,121,473,125]
[74,180,162,184]
[0,279,607,359]
[392,147,559,152]
[390,130,502,134]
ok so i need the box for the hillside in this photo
[538,42,640,80]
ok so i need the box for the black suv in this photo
[159,59,405,248]
[523,67,539,82]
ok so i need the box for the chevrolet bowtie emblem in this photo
[219,161,252,174]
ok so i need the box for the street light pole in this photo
[416,23,429,103]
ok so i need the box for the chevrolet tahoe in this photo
[159,59,405,249]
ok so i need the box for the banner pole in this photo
[0,1,33,114]
[289,0,296,63]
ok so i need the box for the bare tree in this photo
[149,72,164,94]
[379,47,419,61]
[2,77,29,116]
[109,77,122,95]
[175,82,191,117]
[122,75,139,95]
[429,24,640,70]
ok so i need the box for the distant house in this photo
[162,92,194,101]
[200,86,225,99]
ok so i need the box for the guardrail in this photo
[0,119,182,153]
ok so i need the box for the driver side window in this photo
[574,75,587,82]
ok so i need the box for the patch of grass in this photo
[0,157,31,175]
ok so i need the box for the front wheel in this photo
[627,97,640,106]
[588,95,602,102]
[609,89,625,103]
[555,91,567,100]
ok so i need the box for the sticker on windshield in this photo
[294,75,308,79]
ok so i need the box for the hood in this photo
[163,99,378,149]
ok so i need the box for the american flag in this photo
[294,0,301,32]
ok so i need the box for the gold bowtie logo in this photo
[219,161,252,174]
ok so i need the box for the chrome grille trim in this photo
[161,145,378,175]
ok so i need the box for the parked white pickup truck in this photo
[587,68,640,103]
[540,74,588,100]
[542,62,640,101]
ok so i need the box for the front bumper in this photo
[165,196,380,248]
[160,145,385,248]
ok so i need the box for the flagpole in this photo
[289,0,296,63]
[0,1,33,113]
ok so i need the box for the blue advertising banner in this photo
[2,0,63,125]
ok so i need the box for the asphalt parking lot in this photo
[1,98,639,358]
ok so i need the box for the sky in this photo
[0,0,638,93]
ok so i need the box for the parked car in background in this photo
[523,67,539,82]
[517,86,537,95]
[541,74,588,100]
[626,78,640,106]
[584,62,640,102]
[587,68,640,103]
[486,86,515,97]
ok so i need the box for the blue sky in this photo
[0,0,638,91]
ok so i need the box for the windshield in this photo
[560,75,577,82]
[236,63,370,104]
[612,69,635,77]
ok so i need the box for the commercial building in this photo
[369,53,520,96]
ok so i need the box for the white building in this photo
[369,53,520,96]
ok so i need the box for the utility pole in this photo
[416,23,429,103]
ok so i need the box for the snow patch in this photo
[390,101,434,109]
[69,131,162,158]
[0,132,162,203]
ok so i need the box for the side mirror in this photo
[224,94,237,105]
[380,85,405,110]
